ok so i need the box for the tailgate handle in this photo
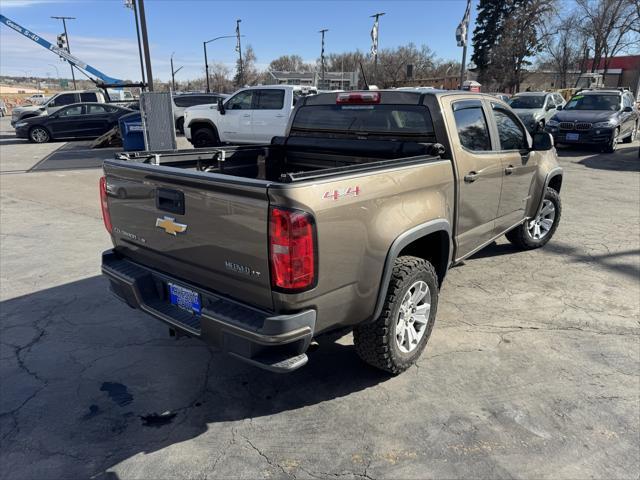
[156,188,185,215]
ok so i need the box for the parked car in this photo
[489,92,511,102]
[11,89,108,127]
[508,92,566,133]
[14,102,132,143]
[544,89,639,152]
[26,93,49,105]
[101,90,563,374]
[172,93,227,133]
[184,85,307,147]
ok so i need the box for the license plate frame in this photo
[168,283,201,314]
[566,133,579,141]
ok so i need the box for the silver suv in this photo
[508,92,566,133]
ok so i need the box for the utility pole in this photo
[51,16,77,89]
[370,12,384,86]
[236,19,243,86]
[124,0,146,87]
[456,0,471,89]
[137,0,154,91]
[204,35,240,93]
[170,52,183,91]
[319,28,328,89]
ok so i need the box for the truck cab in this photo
[184,85,298,147]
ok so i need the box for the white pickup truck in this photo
[184,85,311,147]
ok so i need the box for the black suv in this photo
[544,89,638,152]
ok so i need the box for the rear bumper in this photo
[102,250,316,372]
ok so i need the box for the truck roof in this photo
[303,89,502,106]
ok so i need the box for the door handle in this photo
[275,114,286,118]
[464,171,479,183]
[505,165,515,175]
[242,114,250,117]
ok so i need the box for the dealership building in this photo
[266,70,359,90]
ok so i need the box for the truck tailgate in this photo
[103,160,273,310]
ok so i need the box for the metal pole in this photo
[371,12,385,86]
[51,16,77,89]
[137,0,154,91]
[319,29,328,89]
[171,52,175,91]
[236,19,243,86]
[204,41,210,93]
[131,0,146,87]
[459,43,468,90]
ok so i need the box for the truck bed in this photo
[115,137,445,184]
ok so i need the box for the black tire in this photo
[192,126,219,148]
[622,123,637,144]
[176,117,185,134]
[506,187,561,250]
[29,126,50,143]
[603,128,619,153]
[353,256,439,375]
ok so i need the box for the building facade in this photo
[266,71,359,90]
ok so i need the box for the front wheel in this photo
[353,256,439,374]
[506,187,561,250]
[603,128,619,153]
[622,123,637,144]
[29,126,50,143]
[192,126,219,148]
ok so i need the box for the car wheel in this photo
[506,187,561,250]
[622,123,637,144]
[353,256,438,375]
[192,126,219,148]
[176,117,185,134]
[603,127,619,153]
[29,126,50,143]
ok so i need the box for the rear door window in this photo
[87,104,109,114]
[59,105,84,117]
[80,92,98,102]
[51,93,76,107]
[451,101,492,151]
[256,90,285,110]
[492,107,527,151]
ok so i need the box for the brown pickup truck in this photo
[100,90,563,374]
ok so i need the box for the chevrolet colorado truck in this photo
[101,89,563,374]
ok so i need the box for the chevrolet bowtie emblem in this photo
[155,216,187,236]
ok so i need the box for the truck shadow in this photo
[0,276,389,479]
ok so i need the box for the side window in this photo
[452,102,492,151]
[59,105,83,117]
[80,92,98,102]
[226,90,254,110]
[51,93,76,107]
[256,89,285,110]
[193,95,219,105]
[88,105,109,114]
[622,94,632,108]
[493,108,527,150]
[555,94,564,105]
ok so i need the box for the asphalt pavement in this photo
[0,116,638,479]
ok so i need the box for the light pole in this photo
[370,12,385,85]
[137,0,154,91]
[203,34,242,93]
[51,16,77,89]
[319,29,328,89]
[235,19,243,87]
[170,52,183,91]
[124,0,146,87]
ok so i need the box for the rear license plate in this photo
[168,283,201,314]
[566,133,579,141]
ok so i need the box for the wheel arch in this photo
[370,219,452,322]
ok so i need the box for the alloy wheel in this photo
[395,280,431,353]
[30,127,49,143]
[528,199,556,240]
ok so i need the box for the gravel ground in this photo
[1,116,638,479]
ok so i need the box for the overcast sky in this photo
[1,0,477,82]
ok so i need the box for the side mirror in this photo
[532,132,553,151]
[217,98,225,115]
[545,104,554,111]
[623,106,633,113]
[556,105,563,111]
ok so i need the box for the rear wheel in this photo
[622,123,637,144]
[353,256,438,374]
[29,126,50,143]
[192,126,219,148]
[506,187,561,250]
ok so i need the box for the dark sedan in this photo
[14,103,132,143]
[544,90,638,153]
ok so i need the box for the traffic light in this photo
[56,33,67,49]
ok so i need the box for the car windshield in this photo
[564,94,620,111]
[508,96,544,109]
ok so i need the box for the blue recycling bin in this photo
[119,112,145,151]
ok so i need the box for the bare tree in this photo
[234,45,259,86]
[575,0,640,81]
[209,62,233,93]
[540,13,586,88]
[268,55,314,72]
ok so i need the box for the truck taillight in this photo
[336,91,381,104]
[269,207,316,291]
[99,176,113,234]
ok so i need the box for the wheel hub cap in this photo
[395,280,431,353]
[528,199,555,240]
